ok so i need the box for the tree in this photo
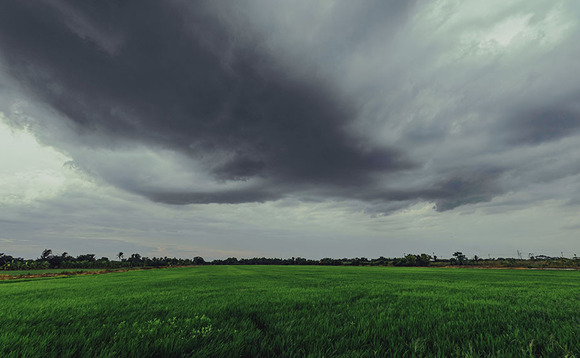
[418,253,432,266]
[40,249,53,261]
[453,252,466,265]
[76,254,96,262]
[117,252,124,261]
[393,254,431,267]
[192,256,206,265]
[128,253,142,266]
[0,253,11,269]
[223,257,238,265]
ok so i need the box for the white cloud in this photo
[0,117,77,204]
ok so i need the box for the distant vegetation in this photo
[1,250,578,271]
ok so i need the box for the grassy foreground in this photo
[1,266,579,357]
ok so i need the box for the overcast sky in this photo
[1,0,579,260]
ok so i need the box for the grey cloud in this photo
[503,106,580,145]
[348,167,504,212]
[0,0,414,206]
[144,189,281,206]
[430,169,505,211]
[1,0,580,214]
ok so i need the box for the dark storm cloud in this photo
[2,0,580,214]
[0,0,414,205]
[429,169,505,212]
[348,167,504,213]
[503,105,580,145]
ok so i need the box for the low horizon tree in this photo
[453,252,466,265]
[40,249,53,261]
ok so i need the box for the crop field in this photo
[1,266,579,357]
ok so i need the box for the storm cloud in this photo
[1,0,580,213]
[0,0,417,205]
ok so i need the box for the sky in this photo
[1,0,579,260]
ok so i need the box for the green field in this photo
[1,266,579,357]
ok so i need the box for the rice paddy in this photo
[1,266,579,357]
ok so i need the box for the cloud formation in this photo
[0,0,415,206]
[1,0,580,214]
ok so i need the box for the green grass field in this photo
[1,266,579,357]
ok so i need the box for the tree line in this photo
[1,250,578,271]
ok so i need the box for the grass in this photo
[1,266,579,357]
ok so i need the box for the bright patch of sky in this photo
[0,117,76,204]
